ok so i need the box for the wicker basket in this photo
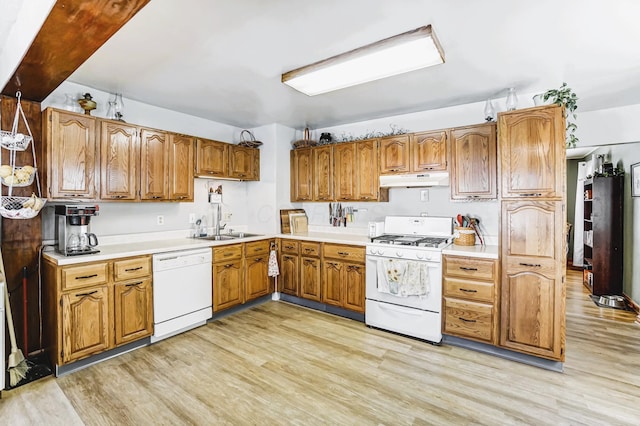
[454,226,476,246]
[292,127,317,149]
[238,130,263,148]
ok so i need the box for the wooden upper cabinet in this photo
[229,145,259,180]
[313,146,333,201]
[333,142,357,201]
[379,135,410,174]
[100,121,138,200]
[291,148,313,202]
[195,138,228,177]
[356,139,379,201]
[168,134,194,201]
[139,128,168,201]
[44,109,97,199]
[498,105,565,199]
[450,123,497,200]
[411,130,448,172]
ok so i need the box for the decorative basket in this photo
[0,130,32,151]
[454,226,476,246]
[292,127,317,149]
[0,166,36,187]
[238,130,263,148]
[0,195,46,219]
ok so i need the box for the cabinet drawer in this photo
[444,256,496,281]
[300,241,321,257]
[323,243,365,263]
[280,240,299,255]
[245,240,270,256]
[61,262,109,291]
[113,256,151,281]
[444,298,493,342]
[213,244,242,262]
[443,277,494,303]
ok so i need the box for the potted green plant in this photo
[541,82,579,148]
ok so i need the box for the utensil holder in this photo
[454,226,476,246]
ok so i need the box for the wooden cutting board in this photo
[280,209,305,233]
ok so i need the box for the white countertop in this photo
[442,244,499,259]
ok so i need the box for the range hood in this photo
[379,172,449,188]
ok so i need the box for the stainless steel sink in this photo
[197,232,262,241]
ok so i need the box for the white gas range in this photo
[365,216,453,344]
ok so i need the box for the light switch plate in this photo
[420,189,429,202]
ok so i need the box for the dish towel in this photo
[268,249,280,277]
[376,259,429,297]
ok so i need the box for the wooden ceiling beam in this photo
[2,0,150,101]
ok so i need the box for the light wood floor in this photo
[1,269,639,425]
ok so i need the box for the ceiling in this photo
[5,0,640,129]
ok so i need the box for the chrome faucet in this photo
[213,203,226,236]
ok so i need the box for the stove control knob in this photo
[416,253,424,260]
[396,251,404,257]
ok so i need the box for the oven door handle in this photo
[378,303,424,316]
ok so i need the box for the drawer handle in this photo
[151,196,162,199]
[304,248,314,253]
[459,267,478,271]
[76,290,98,297]
[125,281,143,287]
[459,288,477,293]
[75,274,98,280]
[224,264,234,268]
[521,193,542,197]
[254,247,262,251]
[303,259,315,265]
[224,252,235,257]
[125,266,143,272]
[458,317,476,323]
[519,262,541,268]
[284,245,294,250]
[338,251,350,256]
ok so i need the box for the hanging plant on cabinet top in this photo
[541,82,579,149]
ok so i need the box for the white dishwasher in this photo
[151,248,212,343]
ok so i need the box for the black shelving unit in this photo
[583,175,624,296]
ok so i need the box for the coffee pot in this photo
[55,205,100,256]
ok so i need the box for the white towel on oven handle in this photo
[376,259,429,297]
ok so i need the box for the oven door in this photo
[365,254,442,312]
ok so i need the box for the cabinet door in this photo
[333,142,356,201]
[61,285,111,363]
[356,140,379,201]
[114,278,153,346]
[379,135,410,174]
[139,128,169,200]
[195,138,228,177]
[343,262,365,313]
[300,257,321,302]
[313,146,333,201]
[245,255,269,301]
[498,105,565,199]
[100,121,138,200]
[450,123,497,200]
[213,259,243,311]
[46,110,97,199]
[500,200,565,361]
[229,145,259,180]
[279,254,299,296]
[321,260,343,307]
[411,130,448,171]
[169,134,194,201]
[290,148,313,201]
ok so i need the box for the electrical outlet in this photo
[189,213,196,224]
[157,215,164,225]
[420,189,429,202]
[223,213,232,220]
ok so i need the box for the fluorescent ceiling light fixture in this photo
[282,25,444,96]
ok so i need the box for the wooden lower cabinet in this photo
[114,277,153,346]
[213,244,244,311]
[279,240,300,296]
[245,240,270,301]
[321,243,365,313]
[443,255,499,345]
[61,285,111,364]
[300,257,321,302]
[44,255,153,367]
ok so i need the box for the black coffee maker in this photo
[55,205,100,256]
